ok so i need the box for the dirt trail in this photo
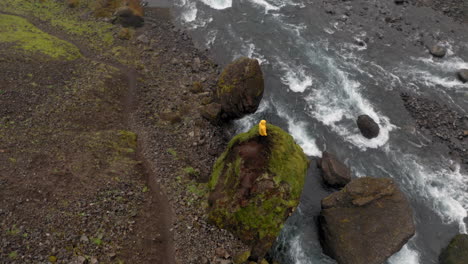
[0,11,174,264]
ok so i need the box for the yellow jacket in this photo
[259,120,267,136]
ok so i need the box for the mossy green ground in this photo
[0,0,115,50]
[0,14,81,60]
[208,124,309,247]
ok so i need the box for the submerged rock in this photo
[457,69,468,83]
[207,124,309,260]
[439,234,468,264]
[356,115,380,139]
[319,177,415,264]
[429,45,447,58]
[217,57,264,120]
[318,151,351,188]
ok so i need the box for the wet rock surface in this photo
[457,69,468,83]
[356,115,380,139]
[429,44,447,57]
[439,234,468,264]
[217,57,264,120]
[317,151,351,188]
[319,177,415,264]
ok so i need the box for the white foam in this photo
[289,235,312,264]
[405,69,467,90]
[274,103,321,157]
[243,43,268,65]
[388,244,420,264]
[412,56,468,73]
[278,61,313,93]
[199,0,232,9]
[305,59,395,150]
[181,0,197,22]
[286,121,321,157]
[247,0,281,12]
[388,150,468,233]
[234,100,271,133]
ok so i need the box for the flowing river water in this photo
[147,0,468,263]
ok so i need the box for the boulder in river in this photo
[439,234,468,264]
[217,57,264,120]
[317,151,351,188]
[319,177,415,264]
[429,45,447,58]
[207,124,309,261]
[356,115,380,139]
[457,69,468,83]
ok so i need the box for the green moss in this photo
[208,124,309,244]
[0,14,81,60]
[8,251,17,259]
[0,0,115,50]
[183,167,200,177]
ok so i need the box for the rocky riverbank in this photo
[0,1,249,263]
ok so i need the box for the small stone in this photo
[80,235,89,243]
[117,28,132,40]
[137,34,150,44]
[457,69,468,83]
[90,257,98,264]
[108,252,116,259]
[429,45,446,58]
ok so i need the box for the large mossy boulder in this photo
[217,57,264,120]
[440,234,468,264]
[319,177,415,264]
[208,124,309,260]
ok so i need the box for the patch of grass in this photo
[167,148,177,158]
[183,167,200,177]
[6,225,20,235]
[142,186,149,193]
[8,251,18,259]
[0,0,115,50]
[0,14,82,60]
[187,182,207,197]
[91,237,103,246]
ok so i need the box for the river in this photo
[147,0,468,263]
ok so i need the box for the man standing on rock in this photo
[259,120,267,136]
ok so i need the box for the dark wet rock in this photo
[439,234,468,264]
[208,124,309,260]
[356,115,380,139]
[319,177,415,264]
[457,69,468,83]
[429,45,447,58]
[217,57,264,120]
[317,151,351,188]
[113,7,144,28]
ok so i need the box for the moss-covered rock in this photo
[0,14,81,60]
[440,234,468,264]
[208,124,309,260]
[217,57,264,120]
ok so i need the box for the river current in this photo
[147,0,468,263]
